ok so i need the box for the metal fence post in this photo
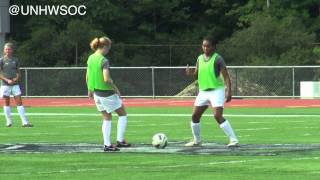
[151,67,155,98]
[235,68,238,96]
[169,45,172,66]
[292,67,295,98]
[25,69,28,97]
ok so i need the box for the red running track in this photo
[0,98,319,108]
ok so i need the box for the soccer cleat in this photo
[185,140,201,147]
[116,140,131,148]
[22,124,33,128]
[104,145,120,152]
[227,140,239,147]
[6,124,12,127]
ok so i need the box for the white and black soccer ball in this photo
[152,133,168,149]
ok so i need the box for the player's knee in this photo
[192,119,200,123]
[116,106,127,116]
[3,98,10,106]
[192,114,200,123]
[102,112,112,120]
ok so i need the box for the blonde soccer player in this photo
[185,36,239,147]
[86,36,130,152]
[0,42,32,127]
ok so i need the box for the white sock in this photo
[191,121,201,143]
[117,116,127,142]
[3,106,12,125]
[102,120,112,146]
[220,120,238,142]
[17,106,29,125]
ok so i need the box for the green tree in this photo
[8,0,320,66]
[219,15,317,65]
[16,27,57,66]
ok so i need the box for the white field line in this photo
[159,156,320,168]
[157,158,274,168]
[130,123,181,127]
[248,121,306,124]
[292,127,320,129]
[291,157,320,160]
[1,113,320,118]
[4,156,320,175]
[0,159,274,175]
[236,128,273,131]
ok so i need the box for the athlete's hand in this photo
[107,79,113,84]
[115,89,121,97]
[7,79,13,85]
[88,91,93,99]
[12,77,18,83]
[185,64,191,76]
[225,91,232,103]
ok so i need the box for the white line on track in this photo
[2,113,320,118]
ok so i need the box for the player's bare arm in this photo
[221,67,232,102]
[12,70,20,83]
[0,66,11,83]
[185,60,198,80]
[103,68,121,96]
[85,70,88,84]
[0,74,13,84]
[85,70,93,98]
[103,68,113,84]
[112,84,121,97]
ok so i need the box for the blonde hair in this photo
[3,42,14,57]
[90,36,112,51]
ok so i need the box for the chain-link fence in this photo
[18,66,320,98]
[108,44,200,67]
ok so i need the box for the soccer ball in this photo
[152,133,168,149]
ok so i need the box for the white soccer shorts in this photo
[93,93,123,113]
[194,88,225,107]
[0,85,22,97]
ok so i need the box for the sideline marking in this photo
[1,143,320,155]
[2,113,320,118]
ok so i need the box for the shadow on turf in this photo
[1,142,320,156]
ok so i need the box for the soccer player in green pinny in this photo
[186,36,239,147]
[86,36,130,152]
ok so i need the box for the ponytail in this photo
[90,38,100,51]
[90,37,112,51]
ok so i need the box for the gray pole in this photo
[266,0,270,8]
[151,67,155,98]
[0,34,4,56]
[292,67,295,98]
[0,0,10,55]
[25,69,28,96]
